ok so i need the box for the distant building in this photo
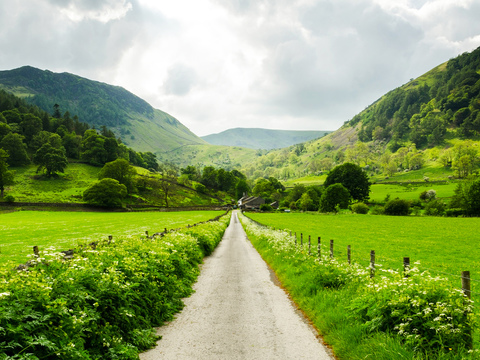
[238,195,265,210]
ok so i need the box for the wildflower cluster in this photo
[351,266,475,353]
[0,215,230,360]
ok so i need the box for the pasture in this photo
[369,181,459,202]
[246,212,480,298]
[0,210,224,264]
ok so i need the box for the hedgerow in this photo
[0,215,229,359]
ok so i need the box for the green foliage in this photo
[260,203,273,211]
[384,198,411,216]
[324,162,371,202]
[33,143,68,177]
[98,158,137,193]
[450,178,480,216]
[0,132,30,166]
[0,148,15,197]
[350,202,369,214]
[83,178,127,207]
[3,194,14,203]
[0,215,229,359]
[319,183,350,213]
[424,199,446,216]
[193,182,207,194]
[240,213,475,358]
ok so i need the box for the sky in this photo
[1,0,480,137]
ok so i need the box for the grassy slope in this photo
[0,210,224,264]
[3,162,222,207]
[163,143,258,170]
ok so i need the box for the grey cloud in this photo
[163,64,198,96]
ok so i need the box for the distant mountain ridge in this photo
[0,66,206,153]
[202,128,331,150]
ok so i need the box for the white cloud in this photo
[1,0,480,136]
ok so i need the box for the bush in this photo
[3,194,14,203]
[260,204,273,212]
[445,208,464,217]
[424,199,446,216]
[83,178,127,207]
[193,182,207,194]
[350,202,369,214]
[384,198,410,216]
[370,205,385,215]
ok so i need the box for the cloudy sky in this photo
[1,0,480,136]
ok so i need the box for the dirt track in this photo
[140,211,333,360]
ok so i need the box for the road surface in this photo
[140,211,333,360]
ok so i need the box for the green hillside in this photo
[240,46,480,183]
[201,128,331,150]
[0,66,206,153]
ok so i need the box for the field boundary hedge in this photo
[0,213,231,359]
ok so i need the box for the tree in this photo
[324,162,371,202]
[81,129,107,165]
[0,133,29,166]
[235,178,249,200]
[98,158,137,193]
[33,143,68,177]
[0,149,15,198]
[20,114,42,142]
[83,178,127,207]
[450,179,480,216]
[159,166,177,207]
[319,183,351,213]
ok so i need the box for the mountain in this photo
[0,66,206,153]
[201,128,331,150]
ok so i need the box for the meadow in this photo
[369,181,459,202]
[246,212,480,298]
[0,210,224,264]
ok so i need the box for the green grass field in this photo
[246,212,480,298]
[369,182,459,202]
[0,210,224,264]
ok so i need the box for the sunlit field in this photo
[0,210,224,264]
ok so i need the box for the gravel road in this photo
[140,211,333,360]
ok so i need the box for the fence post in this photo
[462,271,471,299]
[403,257,410,277]
[370,250,375,278]
[301,233,303,247]
[145,231,149,237]
[317,237,321,260]
[33,246,39,257]
[347,245,351,264]
[108,235,113,244]
[308,235,311,255]
[330,240,334,259]
[295,233,297,246]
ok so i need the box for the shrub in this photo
[193,182,207,194]
[83,178,127,207]
[350,202,369,214]
[260,204,273,212]
[424,199,446,216]
[370,205,385,215]
[445,208,464,217]
[3,194,14,203]
[384,198,410,216]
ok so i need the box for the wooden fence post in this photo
[145,231,149,237]
[33,246,39,257]
[403,257,410,278]
[301,233,303,247]
[330,240,334,259]
[462,271,471,299]
[317,237,321,259]
[308,235,311,255]
[347,245,351,264]
[370,250,375,278]
[108,235,113,244]
[295,233,297,246]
